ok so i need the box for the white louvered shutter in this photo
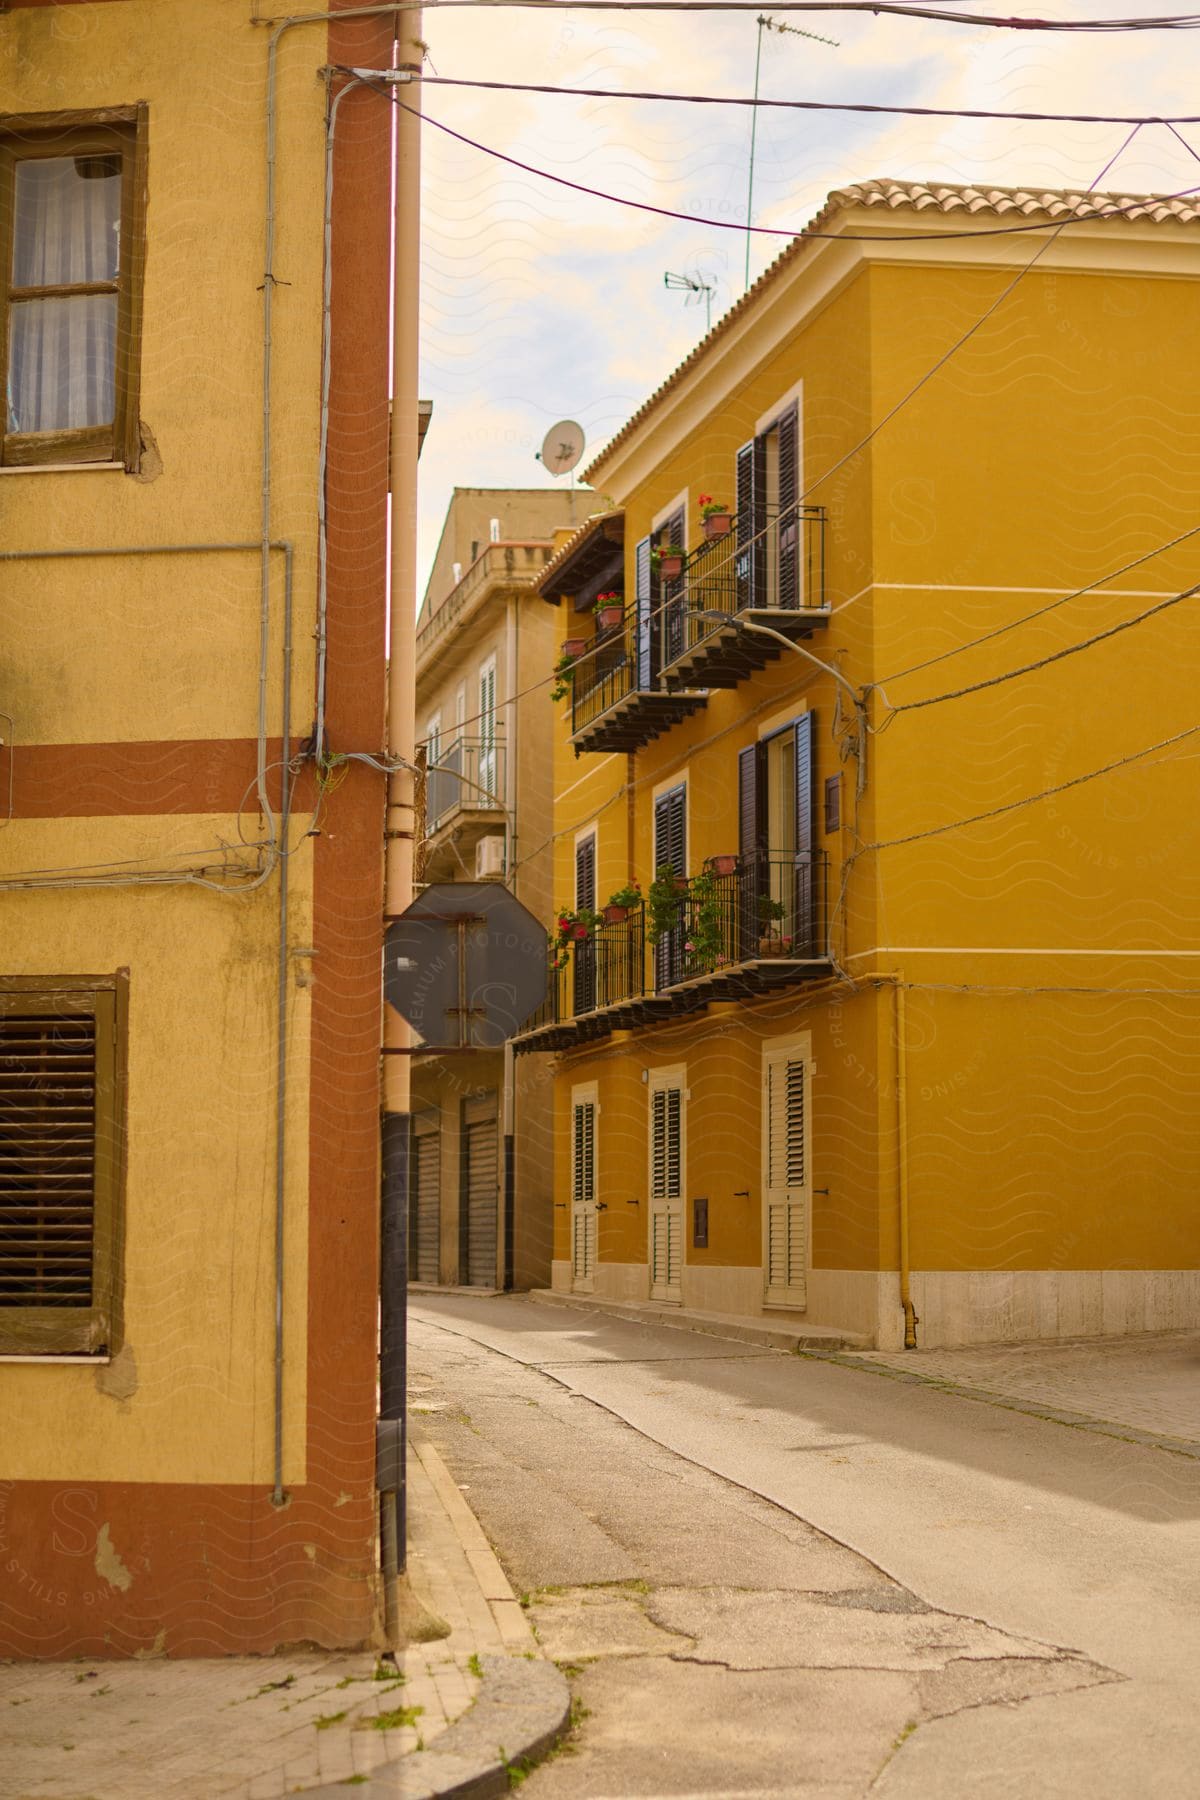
[571,1100,596,1289]
[763,1048,809,1306]
[649,1084,683,1300]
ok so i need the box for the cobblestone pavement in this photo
[850,1331,1200,1449]
[0,1439,530,1800]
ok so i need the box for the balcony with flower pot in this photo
[567,602,706,754]
[647,850,832,1003]
[659,500,831,693]
[512,897,678,1055]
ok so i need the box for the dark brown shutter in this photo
[738,745,764,959]
[0,1009,97,1309]
[777,405,799,610]
[654,786,687,987]
[575,835,596,912]
[794,713,817,955]
[735,440,759,609]
[635,535,654,687]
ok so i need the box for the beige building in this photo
[411,488,579,1289]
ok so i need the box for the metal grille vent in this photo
[0,1012,96,1308]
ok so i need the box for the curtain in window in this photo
[7,155,120,435]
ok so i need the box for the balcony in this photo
[660,503,829,692]
[420,733,505,882]
[568,609,705,754]
[511,852,831,1055]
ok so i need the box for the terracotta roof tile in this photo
[583,177,1200,483]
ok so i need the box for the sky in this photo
[413,0,1197,598]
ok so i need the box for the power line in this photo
[874,524,1200,686]
[860,722,1199,851]
[419,75,1200,129]
[872,579,1200,721]
[414,2,1200,28]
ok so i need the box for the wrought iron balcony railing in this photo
[661,503,829,689]
[425,733,505,832]
[567,609,705,753]
[512,851,831,1053]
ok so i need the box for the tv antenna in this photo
[745,14,839,293]
[536,418,586,521]
[664,269,717,334]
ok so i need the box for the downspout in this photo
[502,592,519,1289]
[380,8,423,1643]
[875,974,918,1349]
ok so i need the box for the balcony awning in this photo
[537,510,624,613]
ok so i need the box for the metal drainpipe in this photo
[502,592,519,1289]
[874,973,918,1349]
[380,7,423,1645]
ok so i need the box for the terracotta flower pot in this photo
[658,554,683,580]
[570,922,590,940]
[758,937,783,958]
[596,605,624,631]
[602,904,629,924]
[703,513,732,539]
[707,854,738,876]
[562,637,587,659]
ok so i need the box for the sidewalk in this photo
[832,1329,1200,1456]
[0,1438,568,1800]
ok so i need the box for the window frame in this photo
[0,104,148,471]
[0,973,129,1357]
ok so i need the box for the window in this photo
[574,833,597,1014]
[653,783,687,988]
[738,716,818,958]
[1,107,147,469]
[736,402,800,610]
[478,659,497,795]
[0,976,127,1355]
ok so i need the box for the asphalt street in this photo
[408,1295,1200,1797]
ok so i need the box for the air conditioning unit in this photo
[475,834,506,880]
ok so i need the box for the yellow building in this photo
[516,180,1200,1350]
[1,0,403,1654]
[411,488,576,1290]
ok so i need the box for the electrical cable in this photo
[859,721,1199,852]
[418,74,1200,129]
[874,523,1200,686]
[871,578,1200,721]
[395,2,1200,28]
[364,83,1200,245]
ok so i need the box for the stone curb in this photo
[301,1654,571,1799]
[526,1286,867,1352]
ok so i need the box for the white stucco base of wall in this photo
[592,1262,652,1303]
[910,1268,1200,1349]
[550,1260,572,1293]
[681,1264,763,1316]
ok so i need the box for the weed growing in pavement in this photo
[467,1652,483,1679]
[372,1661,401,1681]
[361,1704,424,1731]
[313,1711,348,1730]
[339,1779,368,1787]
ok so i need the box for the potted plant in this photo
[550,650,576,703]
[646,865,687,946]
[756,893,785,956]
[594,591,625,632]
[552,907,600,959]
[705,853,738,877]
[653,543,684,581]
[561,634,588,660]
[685,868,726,971]
[699,495,732,539]
[602,881,642,924]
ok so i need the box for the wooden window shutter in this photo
[654,785,686,879]
[0,978,126,1355]
[735,438,766,609]
[793,713,817,956]
[777,405,800,610]
[635,535,655,688]
[575,835,596,912]
[738,745,764,959]
[573,1102,595,1207]
[651,1088,681,1201]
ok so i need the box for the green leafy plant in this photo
[549,651,575,704]
[757,893,785,923]
[683,868,727,971]
[646,865,687,947]
[550,907,601,970]
[698,494,729,520]
[605,882,642,911]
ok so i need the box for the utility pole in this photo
[380,3,422,1645]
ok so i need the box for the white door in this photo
[762,1037,811,1308]
[649,1075,684,1303]
[571,1095,596,1292]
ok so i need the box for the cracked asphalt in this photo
[409,1295,1200,1797]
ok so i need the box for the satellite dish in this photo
[538,419,585,477]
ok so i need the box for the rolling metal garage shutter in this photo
[410,1114,440,1286]
[462,1093,498,1288]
